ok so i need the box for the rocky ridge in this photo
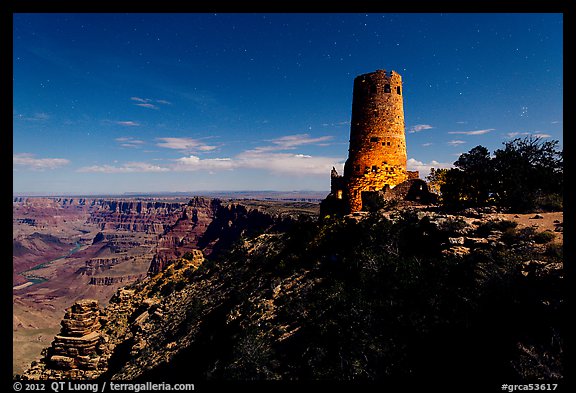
[21,250,206,380]
[20,206,563,382]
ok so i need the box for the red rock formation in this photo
[46,299,108,373]
[148,197,219,275]
[87,200,185,233]
[88,274,145,286]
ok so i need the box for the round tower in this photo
[343,69,408,212]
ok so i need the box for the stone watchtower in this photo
[343,69,411,212]
[320,69,421,216]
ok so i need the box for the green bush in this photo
[545,243,563,258]
[439,217,469,235]
[476,219,518,237]
[501,226,536,245]
[533,231,555,244]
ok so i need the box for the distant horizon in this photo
[13,190,330,198]
[14,13,562,195]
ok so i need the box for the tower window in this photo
[387,141,391,146]
[336,190,343,199]
[397,86,401,95]
[370,137,379,142]
[384,84,391,93]
[372,165,377,172]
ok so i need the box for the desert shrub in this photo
[225,328,276,380]
[476,220,518,237]
[174,258,185,269]
[438,217,469,235]
[160,281,176,297]
[533,231,555,244]
[183,266,197,279]
[174,280,187,292]
[500,226,537,245]
[545,243,563,259]
[182,251,196,261]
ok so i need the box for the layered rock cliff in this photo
[24,299,110,379]
[87,200,186,233]
[148,197,219,275]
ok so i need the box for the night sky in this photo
[13,13,563,195]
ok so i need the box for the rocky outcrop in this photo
[89,274,145,286]
[87,200,186,233]
[22,299,110,379]
[77,258,121,276]
[148,198,219,274]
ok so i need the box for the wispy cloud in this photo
[173,151,342,176]
[114,121,140,127]
[447,140,466,146]
[248,133,334,153]
[407,158,453,178]
[78,139,343,177]
[321,121,350,127]
[13,153,70,171]
[76,132,342,177]
[77,162,169,173]
[136,103,159,110]
[156,137,218,152]
[115,137,145,148]
[448,128,494,135]
[173,156,236,171]
[270,134,333,149]
[130,97,171,110]
[235,151,340,175]
[408,124,433,133]
[15,112,50,121]
[421,142,433,147]
[506,131,552,138]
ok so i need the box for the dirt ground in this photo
[495,211,563,244]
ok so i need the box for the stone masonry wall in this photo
[343,69,408,212]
